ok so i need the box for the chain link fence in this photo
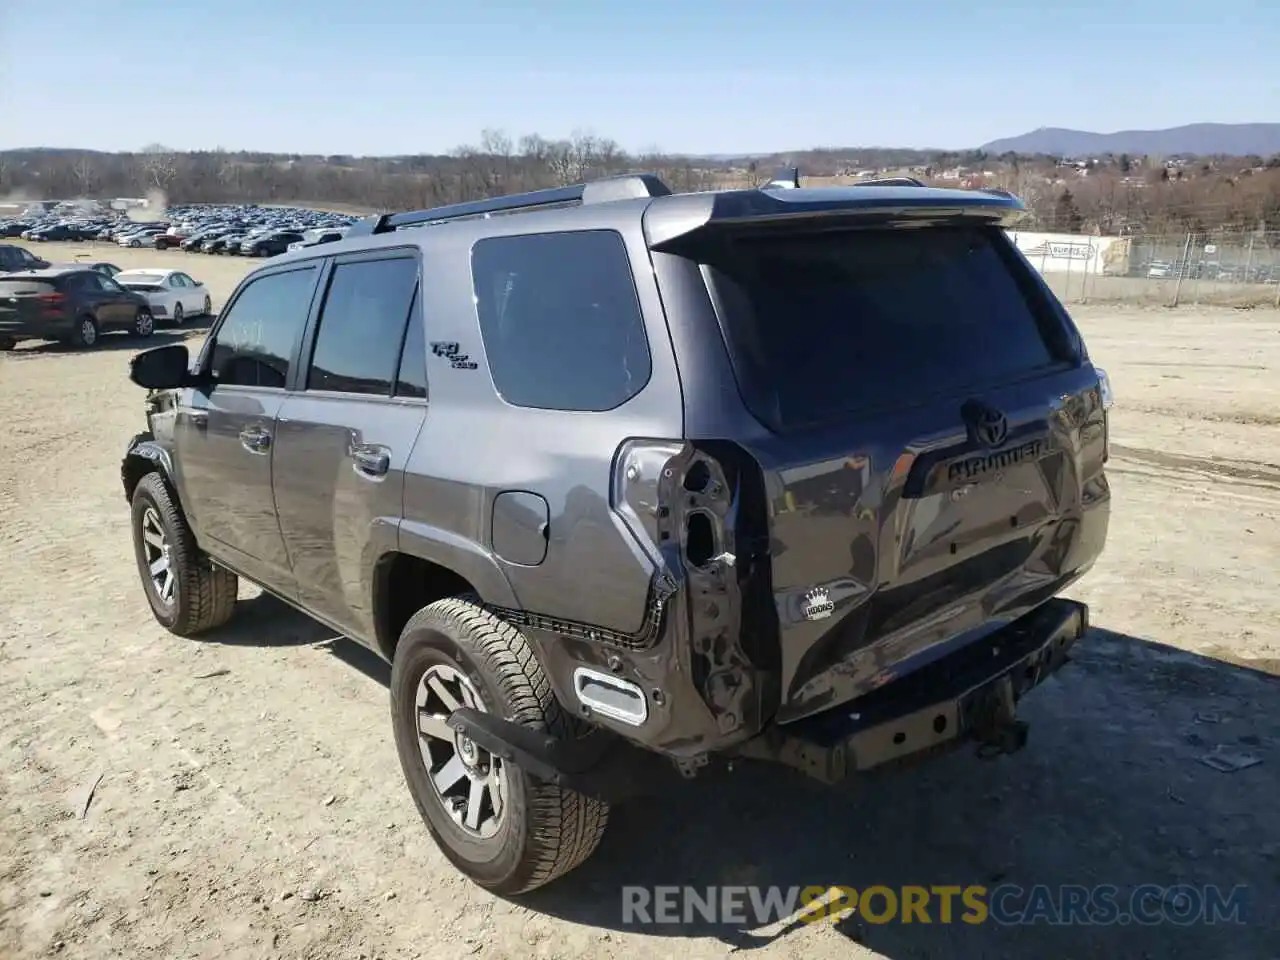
[1020,228,1280,308]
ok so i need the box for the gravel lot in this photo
[2,242,1278,959]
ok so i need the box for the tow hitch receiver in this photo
[737,598,1088,782]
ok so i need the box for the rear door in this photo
[176,262,322,591]
[271,250,426,644]
[663,222,1108,721]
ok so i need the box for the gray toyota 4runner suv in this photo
[122,169,1113,894]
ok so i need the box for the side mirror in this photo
[130,343,196,390]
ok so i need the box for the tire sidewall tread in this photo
[130,472,237,636]
[390,596,608,895]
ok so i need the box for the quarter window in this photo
[471,230,651,412]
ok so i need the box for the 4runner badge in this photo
[800,587,835,622]
[430,341,478,370]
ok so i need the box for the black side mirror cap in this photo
[129,343,200,390]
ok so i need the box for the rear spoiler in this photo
[645,169,1028,250]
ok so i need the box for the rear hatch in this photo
[0,277,62,326]
[656,204,1110,723]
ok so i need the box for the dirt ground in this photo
[2,241,1278,960]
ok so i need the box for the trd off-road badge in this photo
[800,587,835,622]
[430,341,478,370]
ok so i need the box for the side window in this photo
[0,249,14,269]
[210,266,317,389]
[307,256,419,396]
[394,285,427,399]
[471,230,651,412]
[170,274,186,287]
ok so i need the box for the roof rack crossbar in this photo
[348,173,672,236]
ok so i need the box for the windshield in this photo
[692,225,1066,432]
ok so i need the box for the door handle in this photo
[351,444,390,477]
[239,425,271,454]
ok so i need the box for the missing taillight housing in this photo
[685,512,716,568]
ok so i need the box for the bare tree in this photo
[138,143,180,194]
[71,156,97,196]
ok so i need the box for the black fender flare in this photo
[121,432,175,501]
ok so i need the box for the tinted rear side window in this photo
[696,226,1060,432]
[471,230,651,412]
[307,256,419,396]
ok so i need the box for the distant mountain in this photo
[980,123,1280,158]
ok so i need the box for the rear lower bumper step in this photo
[734,598,1088,782]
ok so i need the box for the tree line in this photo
[2,132,1279,237]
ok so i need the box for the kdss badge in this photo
[800,587,835,622]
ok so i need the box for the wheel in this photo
[390,597,609,894]
[0,335,14,351]
[133,306,155,337]
[130,472,238,636]
[70,314,99,348]
[130,239,141,248]
[202,295,212,316]
[172,302,185,326]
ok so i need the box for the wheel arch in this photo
[372,532,519,662]
[122,435,177,504]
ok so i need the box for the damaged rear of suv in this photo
[123,168,1111,895]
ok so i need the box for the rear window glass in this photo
[695,226,1060,432]
[0,279,55,295]
[120,273,165,283]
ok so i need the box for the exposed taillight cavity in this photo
[611,439,686,565]
[611,439,729,573]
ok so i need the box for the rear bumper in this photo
[447,598,1088,799]
[0,314,74,341]
[737,597,1088,780]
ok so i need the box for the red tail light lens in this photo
[37,292,67,308]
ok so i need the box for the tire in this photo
[0,335,15,351]
[172,302,184,326]
[133,306,155,337]
[130,472,238,636]
[130,239,141,248]
[390,597,609,894]
[70,314,99,348]
[202,295,212,316]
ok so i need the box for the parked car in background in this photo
[118,228,167,248]
[204,233,243,255]
[114,269,212,326]
[240,231,305,257]
[0,244,51,273]
[46,260,122,278]
[287,228,347,252]
[0,267,155,350]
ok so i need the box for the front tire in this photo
[390,597,609,894]
[130,472,238,636]
[172,302,184,326]
[202,295,212,316]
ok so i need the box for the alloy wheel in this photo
[140,507,175,604]
[415,664,507,839]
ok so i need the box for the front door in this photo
[174,262,322,593]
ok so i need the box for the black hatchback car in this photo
[0,267,156,350]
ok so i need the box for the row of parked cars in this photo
[0,203,359,260]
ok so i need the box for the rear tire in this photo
[130,472,238,636]
[70,314,98,348]
[0,336,15,351]
[172,302,185,326]
[390,597,609,894]
[133,307,155,337]
[202,295,212,316]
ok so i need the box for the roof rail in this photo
[852,176,927,187]
[347,173,672,236]
[762,166,801,190]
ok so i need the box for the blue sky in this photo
[1,0,1275,155]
